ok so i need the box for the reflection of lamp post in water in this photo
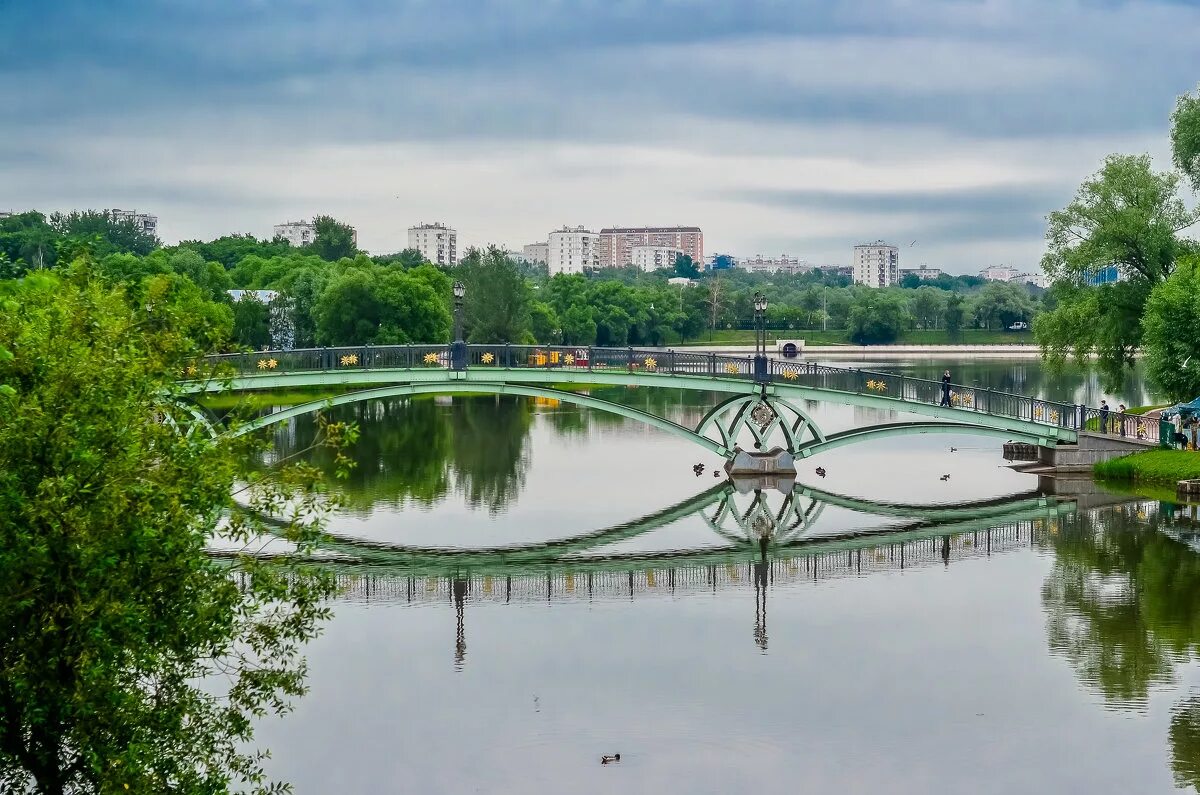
[453,577,468,670]
[451,280,467,371]
[752,494,771,651]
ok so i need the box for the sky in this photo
[1,0,1197,272]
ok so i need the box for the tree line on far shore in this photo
[0,211,1045,353]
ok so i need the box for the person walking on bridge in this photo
[939,370,952,407]
[1099,400,1110,434]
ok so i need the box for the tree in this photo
[315,269,384,344]
[458,247,531,343]
[674,254,701,279]
[530,301,560,343]
[180,234,294,270]
[1037,153,1199,386]
[312,263,450,346]
[231,294,273,349]
[908,286,946,329]
[166,249,232,302]
[944,293,965,335]
[0,266,349,794]
[561,305,597,345]
[309,215,358,261]
[969,281,1036,330]
[846,290,911,344]
[1172,84,1200,191]
[1141,255,1200,402]
[0,212,59,273]
[49,210,160,257]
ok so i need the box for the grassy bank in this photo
[674,329,1035,347]
[1094,450,1200,486]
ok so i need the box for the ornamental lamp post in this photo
[451,280,467,371]
[753,291,768,382]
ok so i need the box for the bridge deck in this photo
[190,344,1083,449]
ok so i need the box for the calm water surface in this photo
[250,357,1200,793]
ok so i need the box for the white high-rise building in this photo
[521,242,549,264]
[853,241,900,288]
[110,209,158,238]
[273,220,317,247]
[547,226,599,275]
[272,218,358,249]
[408,222,457,266]
[631,245,684,272]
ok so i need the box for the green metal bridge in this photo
[184,343,1083,458]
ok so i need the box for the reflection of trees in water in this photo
[1171,697,1200,790]
[1042,503,1200,785]
[270,395,531,513]
[448,396,530,514]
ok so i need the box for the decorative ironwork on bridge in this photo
[182,343,1086,457]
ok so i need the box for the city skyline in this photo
[2,1,1197,272]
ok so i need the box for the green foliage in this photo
[674,254,700,279]
[1043,154,1195,286]
[458,247,531,343]
[0,267,351,793]
[968,281,1037,330]
[49,210,160,257]
[529,301,560,343]
[908,286,946,329]
[846,290,912,344]
[309,215,358,261]
[1093,450,1200,485]
[1142,256,1200,402]
[1172,84,1200,191]
[232,295,273,349]
[1035,147,1198,388]
[314,266,451,346]
[181,234,295,269]
[0,212,58,274]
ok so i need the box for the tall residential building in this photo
[598,226,703,268]
[737,254,813,275]
[273,220,317,247]
[852,241,900,288]
[408,222,457,266]
[631,245,684,272]
[547,226,599,275]
[521,242,549,264]
[110,208,158,238]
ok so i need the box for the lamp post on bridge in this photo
[452,280,467,371]
[753,291,768,383]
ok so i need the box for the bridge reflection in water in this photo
[285,481,1079,668]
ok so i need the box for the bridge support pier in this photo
[724,447,798,477]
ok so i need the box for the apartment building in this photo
[521,242,549,264]
[737,254,813,275]
[852,241,900,287]
[110,208,158,238]
[631,245,684,272]
[547,226,599,275]
[598,226,703,268]
[408,222,457,266]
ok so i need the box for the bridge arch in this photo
[229,381,731,456]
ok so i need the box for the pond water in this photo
[248,357,1200,793]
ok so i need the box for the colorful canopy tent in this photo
[1161,398,1200,421]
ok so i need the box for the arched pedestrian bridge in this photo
[184,343,1082,459]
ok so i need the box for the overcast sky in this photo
[2,0,1196,271]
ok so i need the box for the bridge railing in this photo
[200,344,1084,432]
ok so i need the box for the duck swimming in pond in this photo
[601,754,621,765]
